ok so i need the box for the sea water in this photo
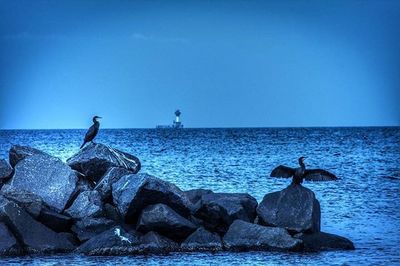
[0,127,399,265]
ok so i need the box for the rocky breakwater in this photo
[0,143,354,256]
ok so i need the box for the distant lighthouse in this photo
[156,109,184,129]
[172,109,183,128]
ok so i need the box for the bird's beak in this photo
[98,117,102,119]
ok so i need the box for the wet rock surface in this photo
[67,143,140,182]
[136,203,197,241]
[295,232,355,251]
[181,227,223,251]
[0,198,75,254]
[7,154,78,212]
[223,220,303,251]
[257,184,321,233]
[0,159,13,185]
[112,173,193,222]
[194,192,258,233]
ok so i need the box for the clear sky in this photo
[0,0,399,129]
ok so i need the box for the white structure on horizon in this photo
[156,109,184,129]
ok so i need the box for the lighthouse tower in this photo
[173,109,183,128]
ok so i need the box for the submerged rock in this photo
[0,185,44,218]
[112,173,192,223]
[0,222,22,256]
[223,220,303,251]
[94,167,133,201]
[65,190,103,220]
[0,198,74,254]
[9,145,49,168]
[71,217,116,242]
[295,232,355,251]
[181,227,223,251]
[67,143,141,182]
[75,226,141,255]
[7,154,78,212]
[257,184,320,233]
[136,203,197,241]
[0,159,13,185]
[194,193,258,233]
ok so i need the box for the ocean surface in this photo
[0,127,399,265]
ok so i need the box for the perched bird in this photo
[80,116,102,149]
[270,156,337,185]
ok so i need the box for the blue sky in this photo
[0,0,399,129]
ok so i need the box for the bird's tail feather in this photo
[80,142,86,149]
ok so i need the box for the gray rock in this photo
[7,154,78,212]
[257,184,320,233]
[94,167,132,201]
[181,227,223,251]
[223,220,303,251]
[112,173,193,223]
[65,190,103,220]
[295,232,355,251]
[194,192,258,233]
[0,222,22,256]
[0,197,74,254]
[139,231,179,253]
[136,203,197,241]
[38,209,72,233]
[184,189,213,204]
[9,145,49,167]
[0,159,13,184]
[75,226,141,255]
[1,185,44,218]
[67,143,140,182]
[71,217,116,242]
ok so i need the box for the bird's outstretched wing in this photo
[304,169,338,181]
[270,165,295,178]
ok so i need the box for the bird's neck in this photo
[299,161,305,169]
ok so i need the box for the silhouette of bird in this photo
[80,116,101,149]
[270,156,337,185]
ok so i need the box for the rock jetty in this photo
[0,143,354,256]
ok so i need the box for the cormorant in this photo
[80,116,102,149]
[270,156,338,185]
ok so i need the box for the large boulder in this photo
[65,190,103,220]
[9,145,48,168]
[94,167,133,201]
[0,222,22,256]
[0,185,44,218]
[0,159,13,185]
[181,227,223,251]
[184,189,213,204]
[136,203,197,241]
[75,226,141,255]
[257,184,320,233]
[194,193,258,233]
[295,232,355,251]
[223,220,303,251]
[139,231,179,253]
[38,210,72,233]
[112,174,193,223]
[7,154,78,212]
[71,217,116,242]
[67,143,141,182]
[0,198,74,253]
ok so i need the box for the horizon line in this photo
[1,125,399,130]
